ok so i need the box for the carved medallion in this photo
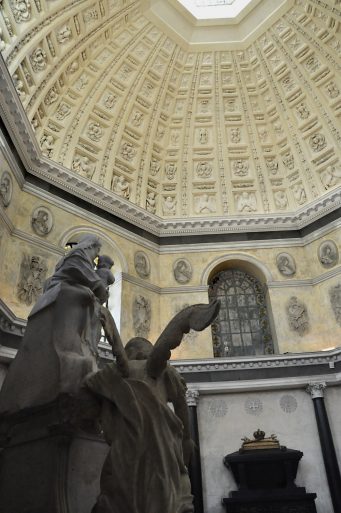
[196,161,212,179]
[0,171,12,208]
[280,395,297,413]
[245,397,263,416]
[162,196,176,215]
[165,162,177,180]
[11,0,31,23]
[31,207,53,236]
[30,47,48,72]
[134,251,150,278]
[318,240,338,268]
[310,133,327,152]
[276,253,296,277]
[173,259,192,284]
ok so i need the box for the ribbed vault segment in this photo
[0,0,340,221]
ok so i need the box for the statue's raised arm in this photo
[147,300,220,378]
[85,300,220,513]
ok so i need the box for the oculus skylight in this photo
[177,0,255,19]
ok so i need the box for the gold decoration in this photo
[241,429,280,451]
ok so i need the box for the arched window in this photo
[208,268,274,357]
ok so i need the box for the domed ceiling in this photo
[0,0,340,236]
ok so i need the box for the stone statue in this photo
[321,164,341,189]
[112,175,130,199]
[274,190,288,209]
[85,301,220,513]
[195,193,216,214]
[96,255,115,289]
[133,294,151,338]
[17,254,47,306]
[40,133,54,158]
[0,28,7,51]
[93,254,115,346]
[329,284,341,326]
[30,47,48,72]
[146,191,157,213]
[11,0,31,23]
[72,155,94,179]
[236,192,257,212]
[56,25,72,44]
[12,73,26,100]
[287,296,309,336]
[163,195,176,215]
[0,235,108,414]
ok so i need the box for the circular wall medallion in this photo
[276,252,296,277]
[245,397,263,416]
[0,171,12,207]
[279,394,297,413]
[208,399,228,418]
[318,240,338,268]
[134,251,150,278]
[31,206,53,236]
[173,258,192,284]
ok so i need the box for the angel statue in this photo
[85,300,220,513]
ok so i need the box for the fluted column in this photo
[186,388,203,513]
[306,382,341,513]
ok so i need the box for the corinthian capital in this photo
[186,388,199,407]
[306,382,326,399]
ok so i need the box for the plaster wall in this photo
[2,146,341,357]
[197,387,335,513]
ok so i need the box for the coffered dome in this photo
[0,0,340,235]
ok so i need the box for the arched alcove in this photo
[207,258,276,357]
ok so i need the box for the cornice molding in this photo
[186,374,341,394]
[121,272,208,294]
[172,346,341,376]
[0,299,26,338]
[268,265,341,289]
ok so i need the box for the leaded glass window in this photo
[208,269,274,357]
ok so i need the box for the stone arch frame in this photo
[59,226,128,330]
[59,226,128,273]
[202,254,277,357]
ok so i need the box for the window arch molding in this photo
[204,255,277,357]
[201,253,273,287]
[60,225,128,273]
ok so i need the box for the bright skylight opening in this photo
[177,0,254,19]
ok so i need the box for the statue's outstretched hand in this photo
[147,301,220,378]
